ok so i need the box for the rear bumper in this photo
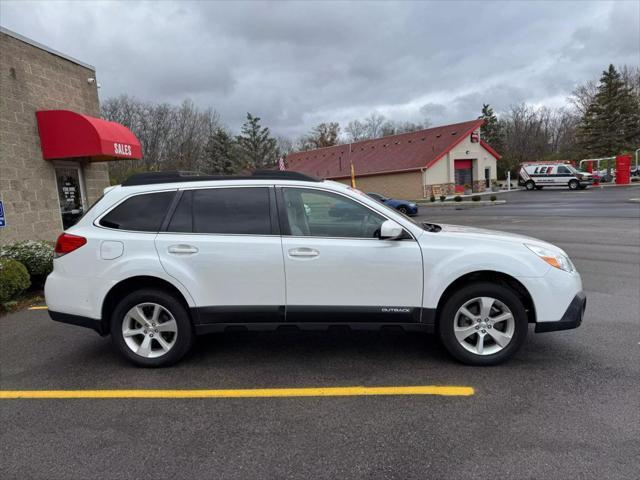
[49,310,106,336]
[535,291,586,333]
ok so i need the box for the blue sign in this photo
[0,200,5,228]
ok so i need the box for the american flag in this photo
[278,156,286,171]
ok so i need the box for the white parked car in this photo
[45,171,586,367]
[519,163,593,190]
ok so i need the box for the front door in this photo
[155,186,286,323]
[454,160,473,193]
[54,165,86,229]
[279,187,423,323]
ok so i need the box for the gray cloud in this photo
[1,0,638,137]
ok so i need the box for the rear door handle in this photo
[288,247,319,258]
[168,244,199,255]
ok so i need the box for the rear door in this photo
[155,186,286,323]
[278,187,423,323]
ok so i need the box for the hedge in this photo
[0,258,31,304]
[0,241,54,286]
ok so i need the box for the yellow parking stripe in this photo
[0,385,474,399]
[28,306,48,310]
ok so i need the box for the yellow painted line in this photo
[0,385,474,399]
[28,306,48,310]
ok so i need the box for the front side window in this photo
[100,191,175,231]
[558,166,570,174]
[283,188,385,238]
[168,187,271,235]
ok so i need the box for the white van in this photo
[519,163,593,190]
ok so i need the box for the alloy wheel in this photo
[453,296,515,355]
[122,303,178,358]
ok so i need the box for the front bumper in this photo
[535,291,586,333]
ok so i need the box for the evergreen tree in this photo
[203,127,239,175]
[236,113,278,169]
[578,64,640,157]
[478,103,503,152]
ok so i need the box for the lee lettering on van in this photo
[113,143,133,156]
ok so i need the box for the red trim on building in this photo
[36,110,142,161]
[454,159,473,169]
[480,140,501,160]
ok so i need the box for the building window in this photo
[54,166,87,229]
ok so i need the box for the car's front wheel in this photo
[438,282,528,366]
[397,205,409,214]
[568,179,579,190]
[111,289,193,367]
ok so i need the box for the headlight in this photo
[409,203,417,207]
[525,244,575,272]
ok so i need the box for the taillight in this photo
[54,233,87,258]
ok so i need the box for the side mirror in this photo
[379,219,404,240]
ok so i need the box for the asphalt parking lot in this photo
[1,185,639,480]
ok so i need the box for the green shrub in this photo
[439,195,446,202]
[490,195,497,201]
[454,196,462,202]
[0,258,31,304]
[429,195,436,202]
[0,241,54,286]
[472,195,481,202]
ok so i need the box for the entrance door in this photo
[54,166,86,229]
[279,187,423,323]
[454,160,473,192]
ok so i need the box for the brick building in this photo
[0,27,140,244]
[286,119,501,199]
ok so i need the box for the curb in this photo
[417,200,506,207]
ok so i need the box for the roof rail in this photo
[121,170,322,187]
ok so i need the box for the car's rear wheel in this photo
[111,289,193,367]
[568,179,579,190]
[438,282,528,366]
[525,180,535,191]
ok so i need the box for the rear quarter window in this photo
[99,191,175,232]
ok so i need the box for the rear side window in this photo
[168,187,271,235]
[100,191,175,231]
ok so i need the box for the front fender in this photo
[421,245,549,309]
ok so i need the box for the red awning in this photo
[36,110,142,161]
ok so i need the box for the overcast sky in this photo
[1,0,638,137]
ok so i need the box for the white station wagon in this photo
[45,171,586,367]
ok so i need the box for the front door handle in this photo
[288,247,319,258]
[168,244,199,255]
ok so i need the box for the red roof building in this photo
[286,119,501,198]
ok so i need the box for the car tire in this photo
[110,288,193,367]
[438,282,528,366]
[525,180,535,191]
[568,179,579,190]
[397,205,409,214]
